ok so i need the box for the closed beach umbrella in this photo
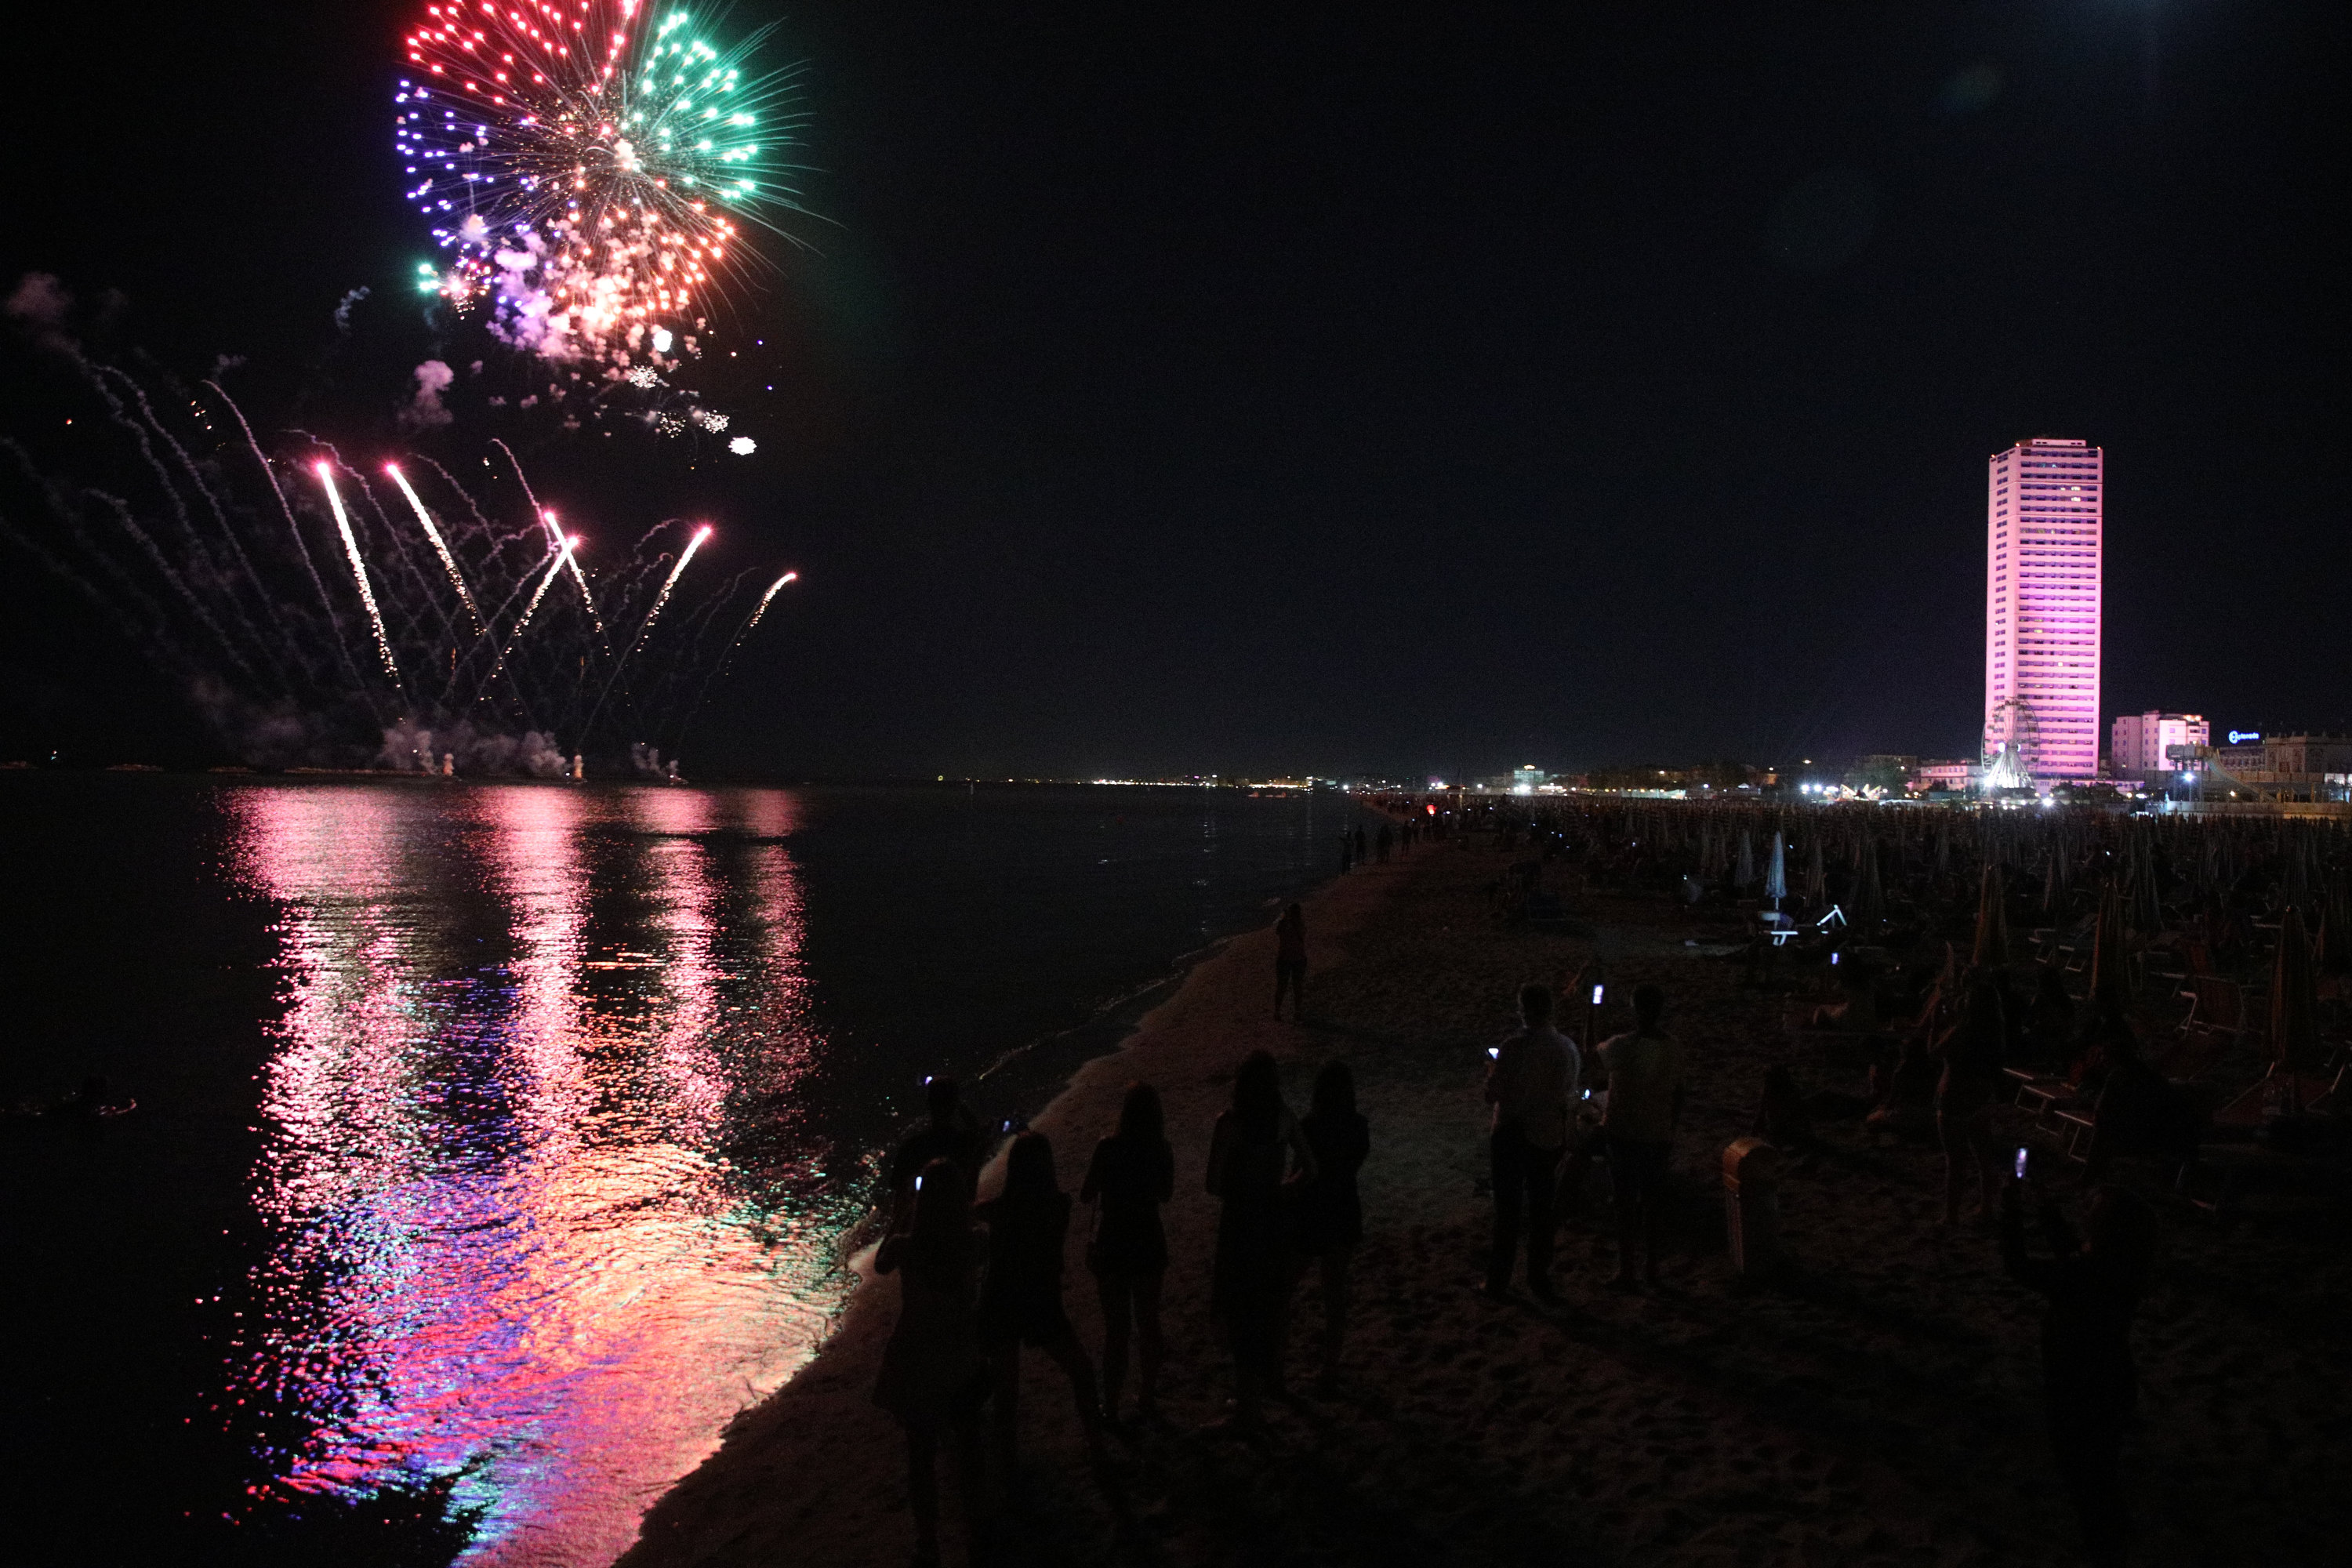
[1972,864,2010,968]
[2085,887,2126,1013]
[1853,837,1886,928]
[2323,872,2352,977]
[2281,840,2313,922]
[2269,905,2321,1075]
[1765,831,1788,904]
[1736,831,1756,891]
[2127,835,2165,939]
[1805,837,1827,903]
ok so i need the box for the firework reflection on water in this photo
[227,781,847,1565]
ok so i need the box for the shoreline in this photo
[615,834,1417,1567]
[619,830,2350,1568]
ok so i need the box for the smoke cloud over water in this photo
[379,717,569,777]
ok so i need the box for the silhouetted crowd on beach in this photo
[851,790,2324,1566]
[871,1054,1367,1565]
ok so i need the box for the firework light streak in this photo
[482,532,580,694]
[640,524,712,647]
[314,464,403,686]
[384,463,485,631]
[746,568,795,630]
[8,358,801,771]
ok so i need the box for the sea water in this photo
[0,775,1358,1566]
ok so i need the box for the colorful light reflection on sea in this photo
[220,781,846,1563]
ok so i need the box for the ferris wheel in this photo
[1984,697,2040,788]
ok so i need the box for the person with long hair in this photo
[1205,1049,1317,1431]
[1933,975,2007,1226]
[974,1131,1105,1474]
[1294,1060,1370,1382]
[1080,1083,1174,1427]
[2002,1181,2158,1567]
[872,1159,989,1567]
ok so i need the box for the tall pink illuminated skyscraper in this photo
[1984,437,2101,781]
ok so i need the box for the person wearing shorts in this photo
[1597,984,1686,1288]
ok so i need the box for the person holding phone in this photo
[872,1159,989,1566]
[2001,1181,2158,1566]
[1483,983,1578,1303]
[887,1076,985,1231]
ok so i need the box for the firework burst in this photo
[394,1,806,372]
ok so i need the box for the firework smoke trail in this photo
[584,523,710,734]
[201,381,375,701]
[383,463,484,630]
[314,464,404,688]
[676,568,795,740]
[495,439,605,636]
[480,533,579,697]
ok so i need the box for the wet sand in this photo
[619,835,2350,1567]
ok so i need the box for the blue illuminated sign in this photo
[2228,730,2261,745]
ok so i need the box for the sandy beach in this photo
[619,832,2350,1568]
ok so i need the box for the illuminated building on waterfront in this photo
[2111,711,2209,774]
[1984,437,2102,781]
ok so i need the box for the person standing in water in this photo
[1080,1084,1174,1428]
[1273,902,1308,1021]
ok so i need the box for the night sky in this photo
[2,2,2345,781]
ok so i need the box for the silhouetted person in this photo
[873,1159,989,1567]
[1374,822,1392,863]
[1080,1084,1174,1427]
[1598,983,1686,1288]
[1338,831,1354,875]
[2081,1029,2201,1188]
[888,1076,985,1229]
[974,1131,1105,1472]
[1274,902,1308,1020]
[2002,1182,2157,1568]
[2026,965,2076,1067]
[1352,824,1368,863]
[1294,1060,1370,1381]
[1753,1064,1816,1151]
[1205,1049,1316,1432]
[1483,984,1577,1301]
[1935,977,2007,1225]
